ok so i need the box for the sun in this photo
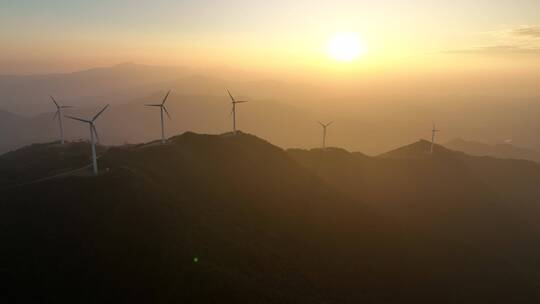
[327,32,367,62]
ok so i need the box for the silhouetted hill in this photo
[1,132,394,303]
[293,141,540,229]
[379,139,462,159]
[4,133,540,303]
[289,142,540,302]
[445,137,540,162]
[0,141,106,187]
[379,140,540,209]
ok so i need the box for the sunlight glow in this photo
[327,33,367,62]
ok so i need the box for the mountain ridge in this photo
[445,137,540,163]
[4,131,540,302]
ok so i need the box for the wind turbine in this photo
[431,123,440,153]
[50,96,73,144]
[145,90,172,144]
[227,89,248,134]
[318,121,333,149]
[65,105,109,175]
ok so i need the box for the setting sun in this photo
[327,32,367,62]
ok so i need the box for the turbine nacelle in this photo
[145,90,172,119]
[227,89,249,107]
[319,121,333,128]
[50,96,73,144]
[318,121,334,149]
[65,104,108,144]
[145,90,172,143]
[227,89,249,133]
[66,105,109,124]
[65,104,109,175]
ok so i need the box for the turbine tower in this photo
[65,105,109,175]
[431,123,440,153]
[50,96,73,144]
[145,90,172,144]
[227,89,248,134]
[319,121,333,149]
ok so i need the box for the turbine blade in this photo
[50,96,59,107]
[53,110,59,121]
[61,105,74,109]
[92,104,109,121]
[226,89,235,102]
[318,121,325,127]
[65,115,91,123]
[234,100,249,104]
[163,106,172,120]
[145,104,162,107]
[326,121,334,127]
[161,90,171,105]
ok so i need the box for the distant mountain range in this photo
[3,132,540,302]
[0,62,317,115]
[3,62,540,156]
[0,63,327,155]
[0,92,321,155]
[0,63,204,114]
[445,138,540,163]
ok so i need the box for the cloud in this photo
[511,26,540,38]
[445,45,540,55]
[444,26,540,56]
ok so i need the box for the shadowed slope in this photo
[289,143,540,302]
[1,132,394,303]
[0,141,106,187]
[4,134,540,303]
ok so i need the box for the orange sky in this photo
[1,0,540,92]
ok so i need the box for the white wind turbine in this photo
[319,121,333,149]
[65,105,109,175]
[431,123,440,153]
[227,89,248,134]
[50,96,73,144]
[145,90,172,144]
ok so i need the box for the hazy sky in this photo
[2,0,540,80]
